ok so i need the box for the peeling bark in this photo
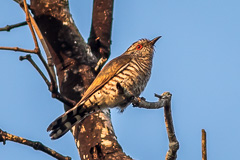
[30,0,132,159]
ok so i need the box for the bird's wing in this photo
[79,54,132,104]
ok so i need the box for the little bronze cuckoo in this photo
[47,36,161,139]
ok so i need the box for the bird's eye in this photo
[136,44,143,50]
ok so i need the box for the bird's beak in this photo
[150,36,162,45]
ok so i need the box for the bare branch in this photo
[202,129,207,160]
[26,4,58,91]
[0,0,73,107]
[131,93,171,109]
[116,81,171,109]
[19,54,51,87]
[117,81,179,159]
[19,54,75,107]
[14,0,59,94]
[0,129,71,160]
[118,84,179,159]
[163,92,179,160]
[23,0,39,51]
[0,46,37,53]
[22,0,58,92]
[15,0,63,102]
[0,21,27,32]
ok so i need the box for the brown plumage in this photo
[47,36,161,139]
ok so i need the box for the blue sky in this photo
[1,0,240,160]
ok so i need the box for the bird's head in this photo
[124,36,161,56]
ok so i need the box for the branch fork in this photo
[0,0,75,107]
[117,82,178,160]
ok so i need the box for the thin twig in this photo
[29,17,57,88]
[20,0,58,95]
[19,0,59,98]
[19,55,75,107]
[0,0,74,107]
[202,129,207,160]
[14,0,58,94]
[0,46,37,54]
[0,129,71,160]
[23,0,39,51]
[0,21,27,32]
[19,54,51,87]
[21,0,58,92]
[54,92,76,107]
[0,2,38,55]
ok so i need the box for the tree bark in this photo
[30,0,132,159]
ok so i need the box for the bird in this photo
[47,36,161,139]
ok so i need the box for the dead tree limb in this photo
[163,93,179,160]
[0,129,71,160]
[123,89,179,160]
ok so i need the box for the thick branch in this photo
[88,0,114,71]
[0,129,71,160]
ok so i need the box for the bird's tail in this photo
[47,104,98,140]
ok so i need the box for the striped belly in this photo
[119,58,151,97]
[84,58,151,110]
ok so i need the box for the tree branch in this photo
[0,46,37,53]
[202,129,207,160]
[0,129,71,160]
[88,0,114,70]
[0,21,27,32]
[7,0,75,106]
[120,87,179,160]
[22,0,39,52]
[19,54,51,86]
[0,0,75,107]
[131,93,170,109]
[20,0,58,96]
[19,54,75,107]
[163,92,179,160]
